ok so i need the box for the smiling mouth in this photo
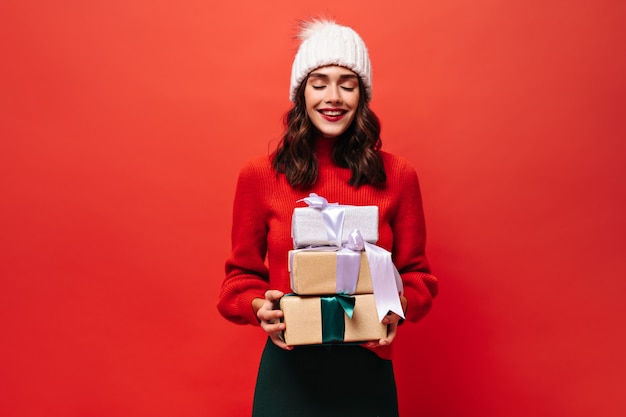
[319,109,346,116]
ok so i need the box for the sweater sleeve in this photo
[391,160,438,323]
[217,159,271,326]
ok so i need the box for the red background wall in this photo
[1,1,625,416]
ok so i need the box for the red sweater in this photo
[218,137,438,359]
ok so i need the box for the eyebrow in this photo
[308,73,359,80]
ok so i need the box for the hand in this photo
[363,295,407,349]
[253,290,293,351]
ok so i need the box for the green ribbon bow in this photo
[320,294,356,343]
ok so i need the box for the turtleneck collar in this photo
[313,136,338,163]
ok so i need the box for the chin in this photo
[318,127,349,138]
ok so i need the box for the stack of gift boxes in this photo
[279,197,389,345]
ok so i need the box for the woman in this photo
[217,18,438,417]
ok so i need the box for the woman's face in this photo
[304,65,360,138]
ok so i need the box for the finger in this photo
[378,322,397,346]
[270,332,293,350]
[381,312,401,325]
[257,308,284,322]
[265,289,284,302]
[260,320,285,334]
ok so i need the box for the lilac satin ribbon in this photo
[347,230,405,322]
[297,193,345,247]
[335,248,361,294]
[289,246,361,295]
[298,193,333,209]
[296,194,405,322]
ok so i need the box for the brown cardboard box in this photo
[280,294,387,346]
[289,250,373,295]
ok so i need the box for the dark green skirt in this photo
[252,338,399,417]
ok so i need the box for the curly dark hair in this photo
[272,75,386,189]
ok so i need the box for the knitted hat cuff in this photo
[289,19,372,102]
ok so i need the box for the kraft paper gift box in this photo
[288,249,373,295]
[291,205,379,248]
[279,294,387,346]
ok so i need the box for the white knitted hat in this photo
[289,19,372,102]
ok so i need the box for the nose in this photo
[324,85,342,103]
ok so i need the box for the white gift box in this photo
[291,205,379,248]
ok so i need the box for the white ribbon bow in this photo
[347,229,405,321]
[297,194,405,322]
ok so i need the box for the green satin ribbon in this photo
[320,294,356,343]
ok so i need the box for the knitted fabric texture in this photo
[218,138,438,360]
[290,19,372,102]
